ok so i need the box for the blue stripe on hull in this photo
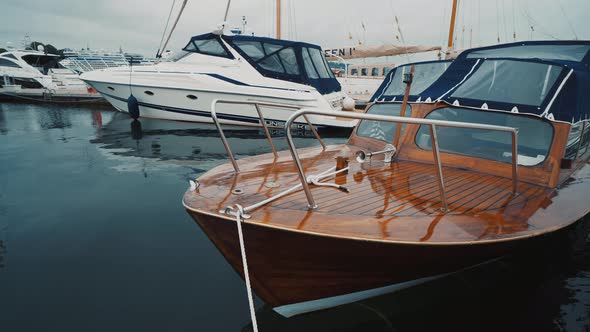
[100,91,334,129]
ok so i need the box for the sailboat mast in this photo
[447,0,458,50]
[276,0,282,39]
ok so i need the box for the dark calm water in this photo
[0,102,589,331]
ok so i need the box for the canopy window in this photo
[450,60,563,107]
[466,44,590,64]
[374,61,450,101]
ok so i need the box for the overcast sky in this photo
[1,0,588,57]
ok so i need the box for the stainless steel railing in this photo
[210,99,324,173]
[210,99,519,213]
[284,109,519,211]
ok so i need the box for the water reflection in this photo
[91,113,348,166]
[35,106,73,130]
[0,240,5,270]
[0,105,7,135]
[1,103,588,331]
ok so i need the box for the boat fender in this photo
[342,96,355,111]
[127,94,140,119]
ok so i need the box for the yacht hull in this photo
[84,80,357,129]
[187,210,581,317]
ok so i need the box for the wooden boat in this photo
[183,41,590,317]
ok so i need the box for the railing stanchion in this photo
[285,109,519,211]
[285,125,317,209]
[303,115,326,150]
[429,124,448,212]
[254,104,278,159]
[211,99,240,173]
[207,101,520,211]
[511,130,519,193]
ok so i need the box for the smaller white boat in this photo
[334,63,395,107]
[80,32,357,129]
[325,43,442,107]
[0,50,101,101]
[60,49,155,73]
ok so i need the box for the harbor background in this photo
[0,102,589,331]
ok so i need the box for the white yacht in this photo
[0,50,93,96]
[80,32,357,129]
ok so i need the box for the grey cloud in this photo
[0,0,587,57]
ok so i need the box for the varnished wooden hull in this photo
[182,100,590,316]
[187,210,579,316]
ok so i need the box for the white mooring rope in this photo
[224,165,351,331]
[234,204,259,332]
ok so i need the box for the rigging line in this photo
[556,0,578,40]
[520,0,559,40]
[511,0,516,41]
[495,0,501,43]
[477,0,481,46]
[460,0,465,49]
[389,0,411,62]
[453,0,461,48]
[223,0,232,21]
[501,0,508,42]
[470,0,475,47]
[157,0,177,57]
[286,0,290,39]
[289,0,297,40]
[160,0,189,58]
[439,1,448,49]
[272,0,276,38]
[292,0,298,40]
[394,16,412,63]
[289,0,295,40]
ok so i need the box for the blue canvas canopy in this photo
[371,41,590,123]
[183,33,342,95]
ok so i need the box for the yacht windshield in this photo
[231,40,300,75]
[303,47,334,79]
[183,37,232,58]
[415,107,553,166]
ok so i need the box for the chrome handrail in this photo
[211,99,313,173]
[285,109,519,211]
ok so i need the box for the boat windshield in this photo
[356,103,411,143]
[415,107,554,166]
[231,40,301,75]
[183,38,232,58]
